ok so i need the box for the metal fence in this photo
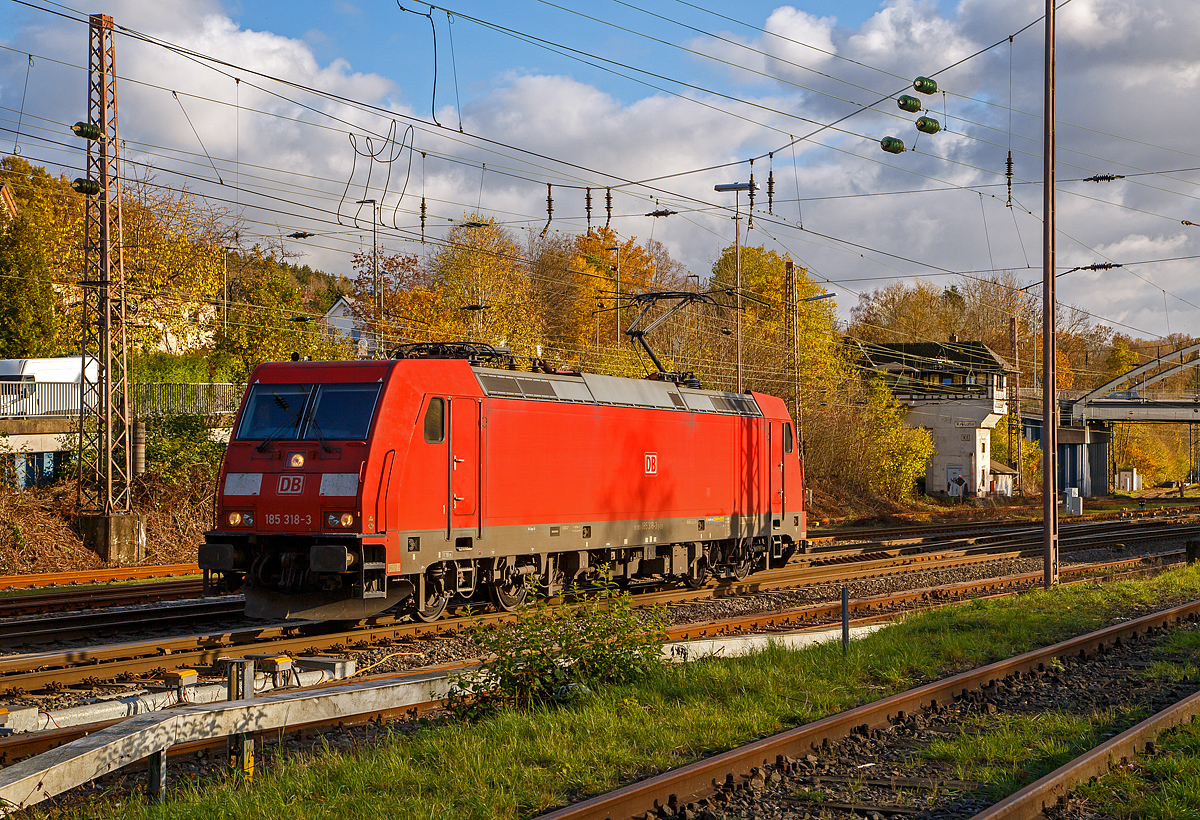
[0,383,241,420]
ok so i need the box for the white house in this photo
[850,338,1020,498]
[323,296,371,356]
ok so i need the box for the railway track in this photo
[0,552,1178,767]
[0,564,200,591]
[809,503,1198,545]
[0,579,206,618]
[0,547,1180,697]
[0,512,1188,622]
[0,515,1190,689]
[531,594,1200,820]
[0,596,244,648]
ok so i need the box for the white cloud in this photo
[4,0,1200,340]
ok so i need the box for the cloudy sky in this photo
[2,0,1199,342]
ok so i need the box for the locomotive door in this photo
[449,398,481,536]
[771,421,785,523]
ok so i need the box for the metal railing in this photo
[0,383,241,420]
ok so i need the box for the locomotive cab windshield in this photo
[238,382,382,443]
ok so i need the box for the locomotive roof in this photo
[473,367,762,417]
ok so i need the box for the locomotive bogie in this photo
[201,359,807,621]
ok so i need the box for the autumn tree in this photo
[1105,339,1140,377]
[347,246,425,354]
[0,211,57,357]
[528,231,596,364]
[706,243,843,401]
[119,176,230,353]
[218,249,354,382]
[420,217,545,355]
[863,380,935,499]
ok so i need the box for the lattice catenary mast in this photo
[73,13,140,562]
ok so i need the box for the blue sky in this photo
[229,1,903,101]
[3,0,1200,340]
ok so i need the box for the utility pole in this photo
[75,13,140,563]
[605,244,621,344]
[1009,316,1023,496]
[735,209,743,393]
[784,260,800,424]
[357,199,379,355]
[715,181,755,393]
[1042,0,1059,588]
[222,247,230,332]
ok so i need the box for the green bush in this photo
[453,581,669,715]
[131,351,238,383]
[141,413,227,483]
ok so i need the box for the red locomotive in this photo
[200,345,808,621]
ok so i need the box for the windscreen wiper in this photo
[256,393,305,453]
[305,414,336,454]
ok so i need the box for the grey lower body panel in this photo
[397,512,805,575]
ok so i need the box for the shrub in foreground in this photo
[452,580,669,714]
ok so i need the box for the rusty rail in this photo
[0,580,205,618]
[970,688,1200,819]
[532,595,1200,820]
[0,564,200,591]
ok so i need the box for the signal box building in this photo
[850,338,1017,498]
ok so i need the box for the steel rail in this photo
[665,553,1182,640]
[0,564,200,591]
[0,599,245,647]
[532,597,1200,820]
[0,552,1179,696]
[0,580,205,618]
[0,516,1189,690]
[811,507,1199,543]
[969,688,1200,819]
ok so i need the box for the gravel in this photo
[671,618,1200,819]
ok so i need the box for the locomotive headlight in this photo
[287,452,305,468]
[326,512,355,528]
[227,512,253,527]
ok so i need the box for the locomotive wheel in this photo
[490,577,528,612]
[732,557,751,581]
[411,566,450,623]
[682,557,709,589]
[412,590,450,622]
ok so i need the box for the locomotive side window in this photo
[301,384,381,441]
[237,384,311,441]
[783,422,794,454]
[424,397,445,443]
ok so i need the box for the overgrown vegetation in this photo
[41,566,1200,820]
[451,582,668,715]
[0,412,226,573]
[1073,716,1200,819]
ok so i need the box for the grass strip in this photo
[42,565,1200,820]
[1073,716,1200,819]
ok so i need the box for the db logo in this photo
[278,475,304,495]
[644,453,658,476]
